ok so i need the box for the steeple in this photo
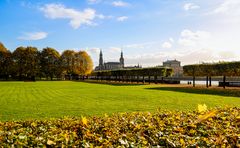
[119,50,124,68]
[99,49,104,70]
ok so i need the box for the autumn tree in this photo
[74,51,93,76]
[0,43,94,81]
[60,50,75,80]
[12,46,38,80]
[0,42,12,80]
[0,42,7,52]
[40,47,61,80]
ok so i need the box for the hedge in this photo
[91,67,173,77]
[0,107,239,147]
[183,61,240,77]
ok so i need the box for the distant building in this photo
[123,64,141,69]
[95,50,141,71]
[163,59,183,77]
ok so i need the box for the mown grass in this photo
[0,81,239,121]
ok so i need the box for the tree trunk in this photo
[148,75,151,84]
[206,76,209,88]
[209,76,212,87]
[193,76,195,87]
[154,75,157,84]
[143,76,145,84]
[223,75,226,89]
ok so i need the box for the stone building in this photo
[95,50,124,71]
[95,50,141,71]
[163,59,183,77]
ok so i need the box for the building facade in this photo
[95,50,141,71]
[163,60,183,77]
[95,50,124,71]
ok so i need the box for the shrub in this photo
[0,107,239,147]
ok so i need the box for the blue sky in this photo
[1,0,240,67]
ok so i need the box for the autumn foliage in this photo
[0,107,239,147]
[0,42,93,80]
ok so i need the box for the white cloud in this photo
[218,51,236,59]
[112,1,129,7]
[178,38,196,47]
[183,3,200,11]
[87,47,100,54]
[87,0,101,4]
[18,32,48,40]
[178,29,211,47]
[96,14,113,19]
[124,44,145,49]
[40,3,97,29]
[213,0,240,15]
[125,48,238,67]
[169,37,174,43]
[117,16,128,21]
[123,41,158,49]
[121,29,238,66]
[161,42,172,49]
[109,47,121,52]
[96,14,105,19]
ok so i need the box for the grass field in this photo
[0,81,239,121]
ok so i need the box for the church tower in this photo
[119,51,124,68]
[99,50,104,70]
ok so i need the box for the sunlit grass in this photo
[0,81,239,121]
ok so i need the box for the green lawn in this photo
[0,81,239,121]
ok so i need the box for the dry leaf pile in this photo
[0,107,239,147]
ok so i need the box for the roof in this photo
[104,62,120,65]
[163,59,180,63]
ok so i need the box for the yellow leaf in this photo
[143,140,148,145]
[104,113,108,118]
[86,131,93,137]
[31,122,37,127]
[135,124,141,129]
[180,138,185,145]
[47,140,56,145]
[197,110,217,123]
[189,129,196,134]
[198,104,207,113]
[64,133,69,142]
[82,117,88,126]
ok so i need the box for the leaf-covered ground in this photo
[0,107,239,147]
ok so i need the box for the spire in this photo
[119,50,124,68]
[99,49,103,70]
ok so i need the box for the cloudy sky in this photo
[1,0,240,67]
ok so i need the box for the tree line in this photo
[0,42,93,81]
[91,67,173,84]
[183,62,240,88]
